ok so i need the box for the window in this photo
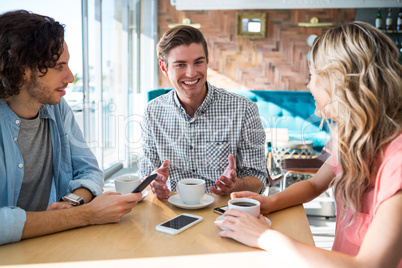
[85,0,139,170]
[1,0,157,175]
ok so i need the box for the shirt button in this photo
[192,169,196,173]
[13,137,17,141]
[18,163,23,168]
[15,120,20,125]
[189,145,193,150]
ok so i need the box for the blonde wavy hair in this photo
[310,21,402,223]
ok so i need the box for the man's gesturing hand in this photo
[150,159,171,199]
[210,154,237,195]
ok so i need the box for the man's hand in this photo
[210,154,238,195]
[47,202,73,210]
[22,191,141,240]
[150,159,170,199]
[86,191,142,225]
[47,187,94,210]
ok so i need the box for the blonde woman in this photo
[215,21,402,267]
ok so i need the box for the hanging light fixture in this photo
[298,17,334,27]
[168,18,201,28]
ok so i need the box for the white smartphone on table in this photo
[156,213,203,235]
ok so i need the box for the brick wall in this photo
[158,1,355,91]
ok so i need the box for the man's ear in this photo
[21,67,32,83]
[159,60,168,77]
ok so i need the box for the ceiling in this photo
[171,0,402,10]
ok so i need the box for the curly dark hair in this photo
[0,10,65,98]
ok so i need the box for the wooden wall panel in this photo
[157,1,355,91]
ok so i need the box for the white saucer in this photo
[139,190,148,202]
[168,194,214,210]
[216,215,271,231]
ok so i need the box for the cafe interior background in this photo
[1,0,401,250]
[1,0,401,177]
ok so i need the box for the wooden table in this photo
[0,189,314,267]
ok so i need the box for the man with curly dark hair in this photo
[0,10,141,245]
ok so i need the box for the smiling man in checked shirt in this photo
[140,25,268,199]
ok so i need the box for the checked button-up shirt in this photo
[140,82,268,193]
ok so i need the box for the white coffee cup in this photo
[114,174,141,194]
[177,178,205,205]
[228,198,261,217]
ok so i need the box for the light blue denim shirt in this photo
[0,98,103,245]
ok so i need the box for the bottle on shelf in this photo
[397,39,402,64]
[397,8,402,31]
[386,8,393,31]
[399,47,402,64]
[375,8,383,29]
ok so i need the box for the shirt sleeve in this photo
[374,152,402,214]
[237,102,268,192]
[0,207,26,245]
[140,105,162,178]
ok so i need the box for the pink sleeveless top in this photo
[331,134,402,267]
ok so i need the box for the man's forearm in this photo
[21,206,92,240]
[232,176,264,193]
[72,188,94,203]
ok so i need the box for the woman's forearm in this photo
[268,180,319,212]
[259,229,361,268]
[268,163,335,213]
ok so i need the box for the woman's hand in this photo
[214,209,271,248]
[230,191,273,214]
